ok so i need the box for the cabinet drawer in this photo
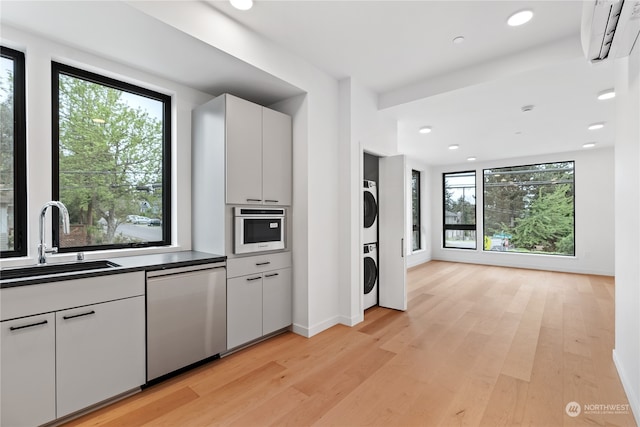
[1,271,145,321]
[227,252,291,278]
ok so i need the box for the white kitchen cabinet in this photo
[226,253,292,350]
[227,274,263,349]
[262,107,292,205]
[56,296,146,417]
[194,93,292,207]
[225,95,263,205]
[1,313,56,427]
[262,268,292,335]
[0,271,146,424]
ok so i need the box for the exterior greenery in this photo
[53,63,170,251]
[443,171,476,249]
[411,169,421,251]
[483,161,575,255]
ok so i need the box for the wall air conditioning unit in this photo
[581,0,640,63]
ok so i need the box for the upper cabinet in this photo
[225,96,263,204]
[224,94,292,206]
[262,108,292,205]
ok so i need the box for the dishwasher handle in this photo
[146,262,226,279]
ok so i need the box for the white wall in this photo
[0,25,213,268]
[613,45,640,425]
[126,1,343,337]
[339,77,398,325]
[429,149,615,276]
[406,158,432,268]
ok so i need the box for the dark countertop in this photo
[0,251,226,288]
[111,251,225,271]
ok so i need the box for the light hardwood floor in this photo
[65,261,637,426]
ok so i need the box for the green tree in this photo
[510,183,574,254]
[0,62,15,250]
[58,74,163,246]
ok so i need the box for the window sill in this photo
[0,245,184,269]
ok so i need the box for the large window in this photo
[0,47,26,258]
[443,171,476,249]
[52,62,171,251]
[411,169,421,251]
[483,161,575,256]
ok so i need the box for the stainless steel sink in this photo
[0,260,120,280]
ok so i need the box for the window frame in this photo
[411,169,421,251]
[0,46,27,258]
[482,160,575,256]
[442,170,477,250]
[51,61,172,252]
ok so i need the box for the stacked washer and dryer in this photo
[363,180,379,309]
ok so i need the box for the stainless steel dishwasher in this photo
[146,262,226,382]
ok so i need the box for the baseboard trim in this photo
[613,349,640,426]
[292,315,349,338]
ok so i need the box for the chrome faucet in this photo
[38,201,70,264]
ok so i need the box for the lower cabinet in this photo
[1,313,56,427]
[227,255,292,350]
[262,268,292,335]
[227,275,263,349]
[56,296,146,417]
[0,272,145,426]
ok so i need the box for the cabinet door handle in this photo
[264,273,279,278]
[63,310,96,320]
[246,198,261,202]
[264,199,279,203]
[9,320,48,331]
[256,261,271,266]
[247,276,262,281]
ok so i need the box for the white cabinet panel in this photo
[1,313,56,427]
[225,94,263,205]
[56,296,145,417]
[378,155,407,311]
[226,251,292,278]
[262,268,292,335]
[227,275,263,349]
[262,107,292,205]
[0,271,144,321]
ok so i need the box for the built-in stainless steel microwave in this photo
[234,207,286,254]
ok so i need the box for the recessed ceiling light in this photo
[467,156,477,161]
[588,122,605,130]
[597,89,616,100]
[583,142,597,148]
[230,0,253,10]
[449,144,459,150]
[418,126,432,134]
[507,9,533,26]
[453,36,465,44]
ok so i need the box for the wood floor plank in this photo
[479,373,530,426]
[63,261,637,427]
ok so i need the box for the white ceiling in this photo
[0,0,617,166]
[211,0,617,165]
[0,0,303,105]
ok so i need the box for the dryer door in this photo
[363,256,378,294]
[363,190,377,228]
